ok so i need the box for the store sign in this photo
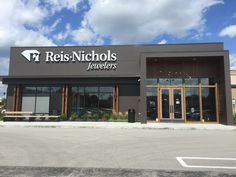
[21,50,117,71]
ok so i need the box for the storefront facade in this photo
[1,43,233,124]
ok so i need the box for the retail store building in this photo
[1,43,233,124]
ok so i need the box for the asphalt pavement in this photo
[0,127,235,176]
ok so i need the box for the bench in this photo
[3,111,60,122]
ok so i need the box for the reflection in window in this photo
[170,78,182,85]
[159,78,183,85]
[202,88,216,122]
[200,78,215,85]
[159,78,171,85]
[185,78,199,85]
[71,86,113,117]
[186,88,200,121]
[146,79,157,85]
[21,86,62,115]
[146,87,157,120]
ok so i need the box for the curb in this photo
[0,122,235,131]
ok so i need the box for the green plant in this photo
[49,117,57,121]
[70,112,78,121]
[233,112,236,124]
[91,113,99,121]
[80,113,88,121]
[108,113,128,122]
[0,113,3,121]
[60,113,68,121]
[101,113,111,121]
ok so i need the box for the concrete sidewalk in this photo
[0,121,235,130]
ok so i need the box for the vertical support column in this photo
[112,86,116,114]
[199,83,203,123]
[183,84,186,123]
[157,84,160,122]
[115,85,119,113]
[215,83,220,123]
[139,54,147,123]
[12,86,16,111]
[64,85,69,115]
[15,85,20,111]
[61,86,65,113]
[223,53,233,125]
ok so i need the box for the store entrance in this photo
[160,88,183,120]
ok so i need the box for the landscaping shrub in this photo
[233,112,236,124]
[70,112,78,121]
[101,113,110,121]
[80,113,88,121]
[60,113,68,121]
[108,113,128,122]
[0,113,3,121]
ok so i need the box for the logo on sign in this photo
[21,50,40,62]
[20,49,117,71]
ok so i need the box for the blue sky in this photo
[0,0,236,97]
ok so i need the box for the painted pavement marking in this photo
[176,157,236,170]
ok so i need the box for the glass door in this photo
[160,89,170,119]
[173,88,183,119]
[160,88,183,120]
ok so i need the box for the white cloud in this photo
[54,23,72,41]
[158,39,167,44]
[0,0,55,56]
[70,20,104,45]
[219,25,236,38]
[0,57,9,75]
[44,0,82,13]
[230,54,236,68]
[39,18,62,35]
[77,0,223,44]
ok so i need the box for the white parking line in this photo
[176,157,236,170]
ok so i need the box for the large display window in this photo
[21,86,62,115]
[71,86,113,117]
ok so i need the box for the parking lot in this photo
[0,127,235,176]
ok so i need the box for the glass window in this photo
[35,96,49,114]
[185,78,199,85]
[200,78,209,85]
[99,93,112,110]
[202,88,216,122]
[21,86,62,115]
[159,78,183,85]
[22,96,36,113]
[85,93,99,108]
[146,79,157,85]
[146,87,157,120]
[200,78,215,85]
[78,87,84,93]
[161,89,170,118]
[22,87,36,113]
[159,78,171,85]
[146,87,157,96]
[71,86,113,117]
[170,78,182,85]
[85,87,98,92]
[186,88,200,121]
[100,87,113,92]
[22,86,36,96]
[50,87,62,115]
